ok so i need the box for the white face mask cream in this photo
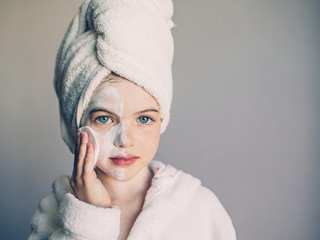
[79,83,128,181]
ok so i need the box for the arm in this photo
[28,191,120,240]
[28,132,119,240]
[49,193,120,240]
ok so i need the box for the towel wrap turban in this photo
[54,0,174,152]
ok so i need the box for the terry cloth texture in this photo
[28,161,237,240]
[54,0,175,152]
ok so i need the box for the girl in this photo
[28,0,236,239]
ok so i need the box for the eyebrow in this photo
[135,109,160,115]
[89,108,117,116]
[88,108,159,116]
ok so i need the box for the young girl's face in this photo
[81,75,161,181]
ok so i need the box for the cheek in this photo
[95,126,125,161]
[139,128,160,157]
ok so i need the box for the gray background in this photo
[0,0,319,239]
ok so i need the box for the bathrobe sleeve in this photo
[28,176,121,240]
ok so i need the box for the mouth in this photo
[109,155,139,166]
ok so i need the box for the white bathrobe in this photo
[28,161,236,240]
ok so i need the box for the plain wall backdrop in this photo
[0,0,319,239]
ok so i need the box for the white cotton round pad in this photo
[78,126,100,165]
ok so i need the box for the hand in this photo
[70,132,111,208]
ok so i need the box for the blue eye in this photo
[96,116,112,124]
[138,116,153,124]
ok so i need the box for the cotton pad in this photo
[78,126,100,165]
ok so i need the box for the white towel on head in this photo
[54,0,175,152]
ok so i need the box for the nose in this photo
[113,121,134,148]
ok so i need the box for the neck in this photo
[96,166,153,205]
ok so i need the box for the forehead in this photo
[90,78,160,110]
[91,82,121,101]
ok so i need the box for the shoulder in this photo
[181,172,236,239]
[156,162,236,239]
[175,169,229,214]
[193,184,236,235]
[29,175,72,240]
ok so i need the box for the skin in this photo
[70,74,161,239]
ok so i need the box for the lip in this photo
[110,155,139,166]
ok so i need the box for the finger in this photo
[76,132,88,179]
[72,132,81,178]
[69,178,76,191]
[77,131,81,153]
[83,142,95,175]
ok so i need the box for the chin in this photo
[96,164,138,182]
